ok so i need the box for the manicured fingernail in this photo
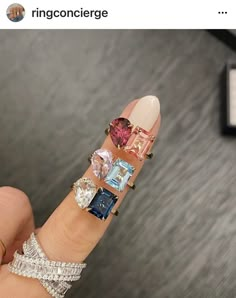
[128,95,160,131]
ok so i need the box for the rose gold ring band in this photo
[0,239,6,257]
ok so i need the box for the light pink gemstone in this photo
[91,149,113,179]
[124,127,155,161]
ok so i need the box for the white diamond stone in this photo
[73,178,97,209]
[8,232,86,298]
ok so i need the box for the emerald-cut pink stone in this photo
[124,126,155,160]
[109,118,132,148]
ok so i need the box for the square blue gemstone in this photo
[88,187,118,220]
[105,158,135,191]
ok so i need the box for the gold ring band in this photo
[0,239,6,257]
[111,209,119,216]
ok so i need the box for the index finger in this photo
[37,95,161,263]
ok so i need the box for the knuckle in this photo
[0,186,32,216]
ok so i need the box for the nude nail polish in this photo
[128,95,160,131]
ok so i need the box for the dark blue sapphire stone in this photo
[88,187,118,220]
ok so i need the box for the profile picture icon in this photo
[6,3,25,22]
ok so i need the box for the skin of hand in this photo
[0,187,35,265]
[9,6,23,19]
[0,98,161,298]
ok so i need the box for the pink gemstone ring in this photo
[89,149,114,179]
[106,117,133,149]
[105,117,155,161]
[124,126,155,161]
[88,149,136,190]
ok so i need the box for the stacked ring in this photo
[72,99,158,221]
[9,233,86,298]
[73,143,138,220]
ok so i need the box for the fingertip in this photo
[0,186,28,199]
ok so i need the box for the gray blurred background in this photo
[1,30,236,298]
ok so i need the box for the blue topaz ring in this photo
[89,148,136,191]
[72,178,119,220]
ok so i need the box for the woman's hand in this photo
[0,96,161,298]
[9,5,24,20]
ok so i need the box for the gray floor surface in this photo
[1,30,236,298]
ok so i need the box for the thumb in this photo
[0,187,35,264]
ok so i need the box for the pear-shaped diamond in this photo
[73,178,97,209]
